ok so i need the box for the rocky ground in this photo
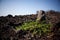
[0,10,60,40]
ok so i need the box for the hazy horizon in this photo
[0,0,60,16]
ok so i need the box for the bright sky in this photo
[0,0,60,16]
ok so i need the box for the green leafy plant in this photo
[15,20,52,36]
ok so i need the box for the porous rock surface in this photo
[0,10,60,40]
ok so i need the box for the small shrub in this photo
[15,20,52,36]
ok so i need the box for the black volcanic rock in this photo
[0,10,60,40]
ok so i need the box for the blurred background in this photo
[0,0,60,16]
